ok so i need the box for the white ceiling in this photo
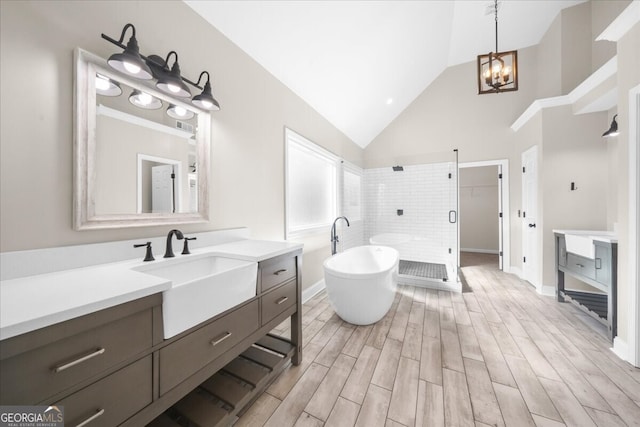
[185,0,586,148]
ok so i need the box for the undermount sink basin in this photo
[133,254,257,339]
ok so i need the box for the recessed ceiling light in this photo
[386,98,393,105]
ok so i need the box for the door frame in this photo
[137,154,182,214]
[626,84,640,366]
[459,159,510,272]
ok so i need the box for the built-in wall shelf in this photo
[510,57,617,132]
[510,1,640,133]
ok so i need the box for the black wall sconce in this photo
[602,114,619,138]
[101,23,221,111]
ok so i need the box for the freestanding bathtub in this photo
[323,245,399,325]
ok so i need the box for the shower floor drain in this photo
[399,260,448,281]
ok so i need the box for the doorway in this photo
[136,154,182,214]
[459,160,510,272]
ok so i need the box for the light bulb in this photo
[492,63,502,73]
[201,100,213,109]
[95,75,110,91]
[167,83,180,93]
[138,92,152,105]
[123,61,141,75]
[174,106,187,116]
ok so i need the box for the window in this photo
[285,128,363,238]
[285,129,338,237]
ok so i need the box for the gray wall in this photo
[0,0,363,291]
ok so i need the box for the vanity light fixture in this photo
[477,0,518,94]
[95,74,122,96]
[102,23,221,109]
[167,104,195,120]
[129,90,162,110]
[192,71,220,111]
[103,23,153,80]
[602,114,619,138]
[156,51,191,98]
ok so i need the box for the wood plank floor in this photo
[235,253,640,427]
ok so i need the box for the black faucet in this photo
[164,229,184,258]
[330,216,350,255]
[182,236,197,255]
[133,242,155,262]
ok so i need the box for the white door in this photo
[522,146,538,287]
[152,165,175,213]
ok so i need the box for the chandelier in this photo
[477,1,518,94]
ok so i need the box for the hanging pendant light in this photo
[602,114,620,137]
[477,1,518,94]
[156,51,191,98]
[192,71,221,111]
[105,23,153,80]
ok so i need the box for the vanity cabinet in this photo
[555,233,617,342]
[0,247,302,427]
[0,294,159,427]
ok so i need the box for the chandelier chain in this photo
[494,0,499,53]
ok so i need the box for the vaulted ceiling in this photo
[185,0,586,148]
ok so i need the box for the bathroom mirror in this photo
[73,48,210,229]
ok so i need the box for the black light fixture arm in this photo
[195,71,211,87]
[101,23,135,48]
[101,24,204,90]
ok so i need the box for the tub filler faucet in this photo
[331,216,350,255]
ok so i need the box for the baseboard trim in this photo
[612,336,629,362]
[461,248,499,255]
[302,279,325,303]
[540,285,556,297]
[509,266,523,279]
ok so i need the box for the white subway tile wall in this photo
[363,163,457,265]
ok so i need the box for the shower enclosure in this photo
[363,151,460,291]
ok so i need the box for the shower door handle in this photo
[449,210,457,224]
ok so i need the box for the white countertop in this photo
[207,239,303,262]
[0,239,303,341]
[553,229,618,243]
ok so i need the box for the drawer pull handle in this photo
[595,258,602,269]
[211,331,232,346]
[274,269,288,275]
[75,408,105,427]
[576,263,584,268]
[276,296,289,305]
[53,348,105,373]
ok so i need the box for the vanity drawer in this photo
[55,355,152,427]
[260,255,297,292]
[261,279,297,325]
[159,300,259,395]
[0,308,153,405]
[566,253,596,281]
